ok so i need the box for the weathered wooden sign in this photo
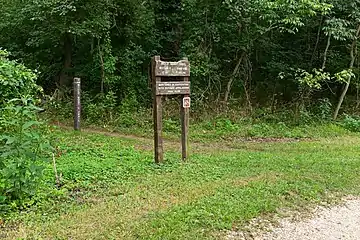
[155,81,190,95]
[152,56,191,163]
[155,60,190,77]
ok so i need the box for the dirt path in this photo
[228,198,360,240]
[54,123,304,153]
[56,124,227,152]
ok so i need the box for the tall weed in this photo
[0,98,52,209]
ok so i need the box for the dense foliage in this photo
[0,51,51,210]
[0,50,41,105]
[1,0,360,120]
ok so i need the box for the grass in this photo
[49,103,357,141]
[65,117,355,145]
[2,127,360,239]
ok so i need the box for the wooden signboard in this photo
[155,82,190,95]
[152,56,190,163]
[155,60,190,77]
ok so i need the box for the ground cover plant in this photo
[1,127,360,239]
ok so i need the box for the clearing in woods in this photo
[2,127,360,239]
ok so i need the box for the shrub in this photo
[314,98,332,121]
[0,98,52,208]
[0,51,50,210]
[342,115,360,132]
[0,49,42,105]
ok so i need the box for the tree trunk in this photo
[98,38,105,94]
[310,16,324,69]
[59,33,72,88]
[270,84,278,114]
[333,24,360,120]
[322,34,331,70]
[224,52,245,103]
[244,55,253,113]
[356,58,360,110]
[356,86,360,110]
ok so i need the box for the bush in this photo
[313,98,332,121]
[0,51,50,210]
[0,49,42,105]
[342,115,360,132]
[0,98,52,209]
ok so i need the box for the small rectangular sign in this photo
[155,60,190,77]
[183,97,191,108]
[156,81,191,95]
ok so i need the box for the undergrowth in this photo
[43,94,359,141]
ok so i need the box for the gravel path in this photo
[228,198,360,240]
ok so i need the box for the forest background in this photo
[1,0,360,124]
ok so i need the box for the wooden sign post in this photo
[151,56,191,163]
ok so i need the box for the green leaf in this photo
[22,121,39,130]
[0,136,17,145]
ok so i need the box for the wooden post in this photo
[73,77,81,131]
[181,59,190,160]
[151,56,190,163]
[152,56,163,163]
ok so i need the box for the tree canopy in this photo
[1,0,360,118]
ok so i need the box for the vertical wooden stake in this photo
[181,76,190,161]
[152,56,163,163]
[73,77,81,131]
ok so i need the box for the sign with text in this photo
[155,60,190,77]
[156,81,190,95]
[151,56,190,164]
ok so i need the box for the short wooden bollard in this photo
[73,77,81,131]
[151,56,191,163]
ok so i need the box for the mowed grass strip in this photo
[3,130,360,239]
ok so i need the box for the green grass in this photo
[2,128,360,239]
[81,118,355,145]
[189,120,353,141]
[49,107,357,141]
